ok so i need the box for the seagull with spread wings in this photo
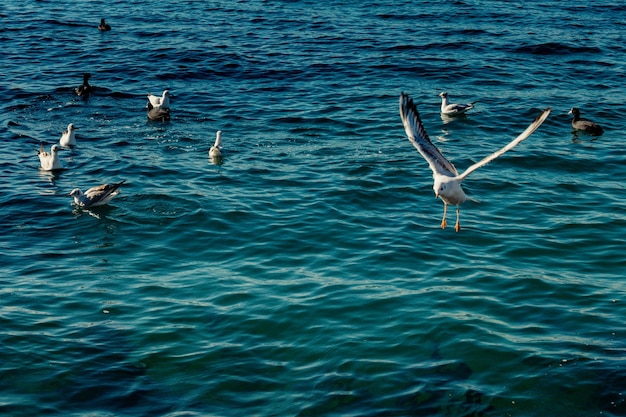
[399,92,551,232]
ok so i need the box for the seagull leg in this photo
[441,203,448,229]
[455,207,461,232]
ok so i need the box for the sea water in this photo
[2,1,626,415]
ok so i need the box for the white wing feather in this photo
[147,94,162,108]
[399,92,458,177]
[457,107,551,181]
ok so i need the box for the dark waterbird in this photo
[75,73,93,97]
[569,107,604,136]
[98,18,111,31]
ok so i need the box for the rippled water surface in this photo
[2,1,626,416]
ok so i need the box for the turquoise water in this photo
[2,1,626,415]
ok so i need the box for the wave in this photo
[512,42,602,55]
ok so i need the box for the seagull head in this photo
[68,188,89,206]
[434,175,467,206]
[438,92,448,98]
[433,176,446,199]
[68,123,76,131]
[51,144,61,153]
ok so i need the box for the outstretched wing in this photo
[147,94,161,108]
[399,92,458,177]
[457,107,551,181]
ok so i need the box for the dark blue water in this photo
[2,1,626,415]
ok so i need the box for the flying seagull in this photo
[69,180,126,207]
[399,92,551,232]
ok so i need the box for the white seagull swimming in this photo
[69,180,126,207]
[59,123,77,147]
[399,92,551,232]
[38,144,63,171]
[438,91,477,116]
[209,130,223,158]
[147,90,170,110]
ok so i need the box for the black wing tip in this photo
[109,179,126,190]
[399,92,433,143]
[399,92,419,116]
[535,107,551,122]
